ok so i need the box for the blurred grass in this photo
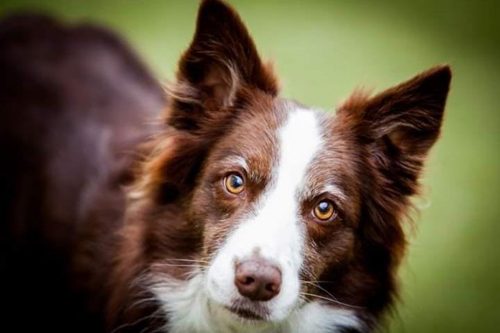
[1,1,499,332]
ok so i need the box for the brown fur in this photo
[0,0,451,332]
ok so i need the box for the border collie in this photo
[0,0,451,332]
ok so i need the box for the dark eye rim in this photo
[223,171,246,194]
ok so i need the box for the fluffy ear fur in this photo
[339,65,451,198]
[168,0,278,131]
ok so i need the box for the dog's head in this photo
[120,0,451,330]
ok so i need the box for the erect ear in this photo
[339,66,451,193]
[329,67,450,307]
[342,66,451,155]
[335,66,451,275]
[168,0,278,131]
[144,0,277,204]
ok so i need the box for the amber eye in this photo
[224,173,245,194]
[313,200,336,221]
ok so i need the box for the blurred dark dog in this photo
[0,1,450,332]
[0,13,164,332]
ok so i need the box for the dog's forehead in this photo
[214,99,318,160]
[207,95,362,208]
[213,98,351,194]
[301,113,363,218]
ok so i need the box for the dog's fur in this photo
[0,1,451,332]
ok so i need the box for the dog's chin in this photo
[209,296,272,323]
[224,300,269,322]
[212,297,298,325]
[207,282,298,323]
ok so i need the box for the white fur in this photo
[152,108,361,332]
[153,270,361,333]
[207,108,323,321]
[285,302,362,332]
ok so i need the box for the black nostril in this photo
[244,276,255,285]
[234,257,282,302]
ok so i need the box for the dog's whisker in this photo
[124,296,160,314]
[301,280,337,284]
[154,263,206,268]
[162,258,209,262]
[300,291,364,309]
[110,307,165,333]
[301,281,356,309]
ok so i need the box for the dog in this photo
[0,0,451,332]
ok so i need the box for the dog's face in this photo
[192,100,362,321]
[121,0,450,330]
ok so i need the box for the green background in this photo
[1,1,498,332]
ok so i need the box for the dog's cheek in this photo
[302,228,356,290]
[202,219,236,261]
[203,203,249,261]
[189,182,242,261]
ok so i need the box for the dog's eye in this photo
[313,200,336,222]
[224,173,245,194]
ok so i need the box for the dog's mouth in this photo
[224,300,269,321]
[226,306,264,320]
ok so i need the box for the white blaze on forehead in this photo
[206,106,325,321]
[275,107,324,200]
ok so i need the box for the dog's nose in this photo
[234,258,282,301]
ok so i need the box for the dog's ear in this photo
[329,67,450,312]
[340,66,451,185]
[141,0,277,204]
[338,65,451,242]
[168,0,278,131]
[341,65,451,154]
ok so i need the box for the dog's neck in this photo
[151,270,362,333]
